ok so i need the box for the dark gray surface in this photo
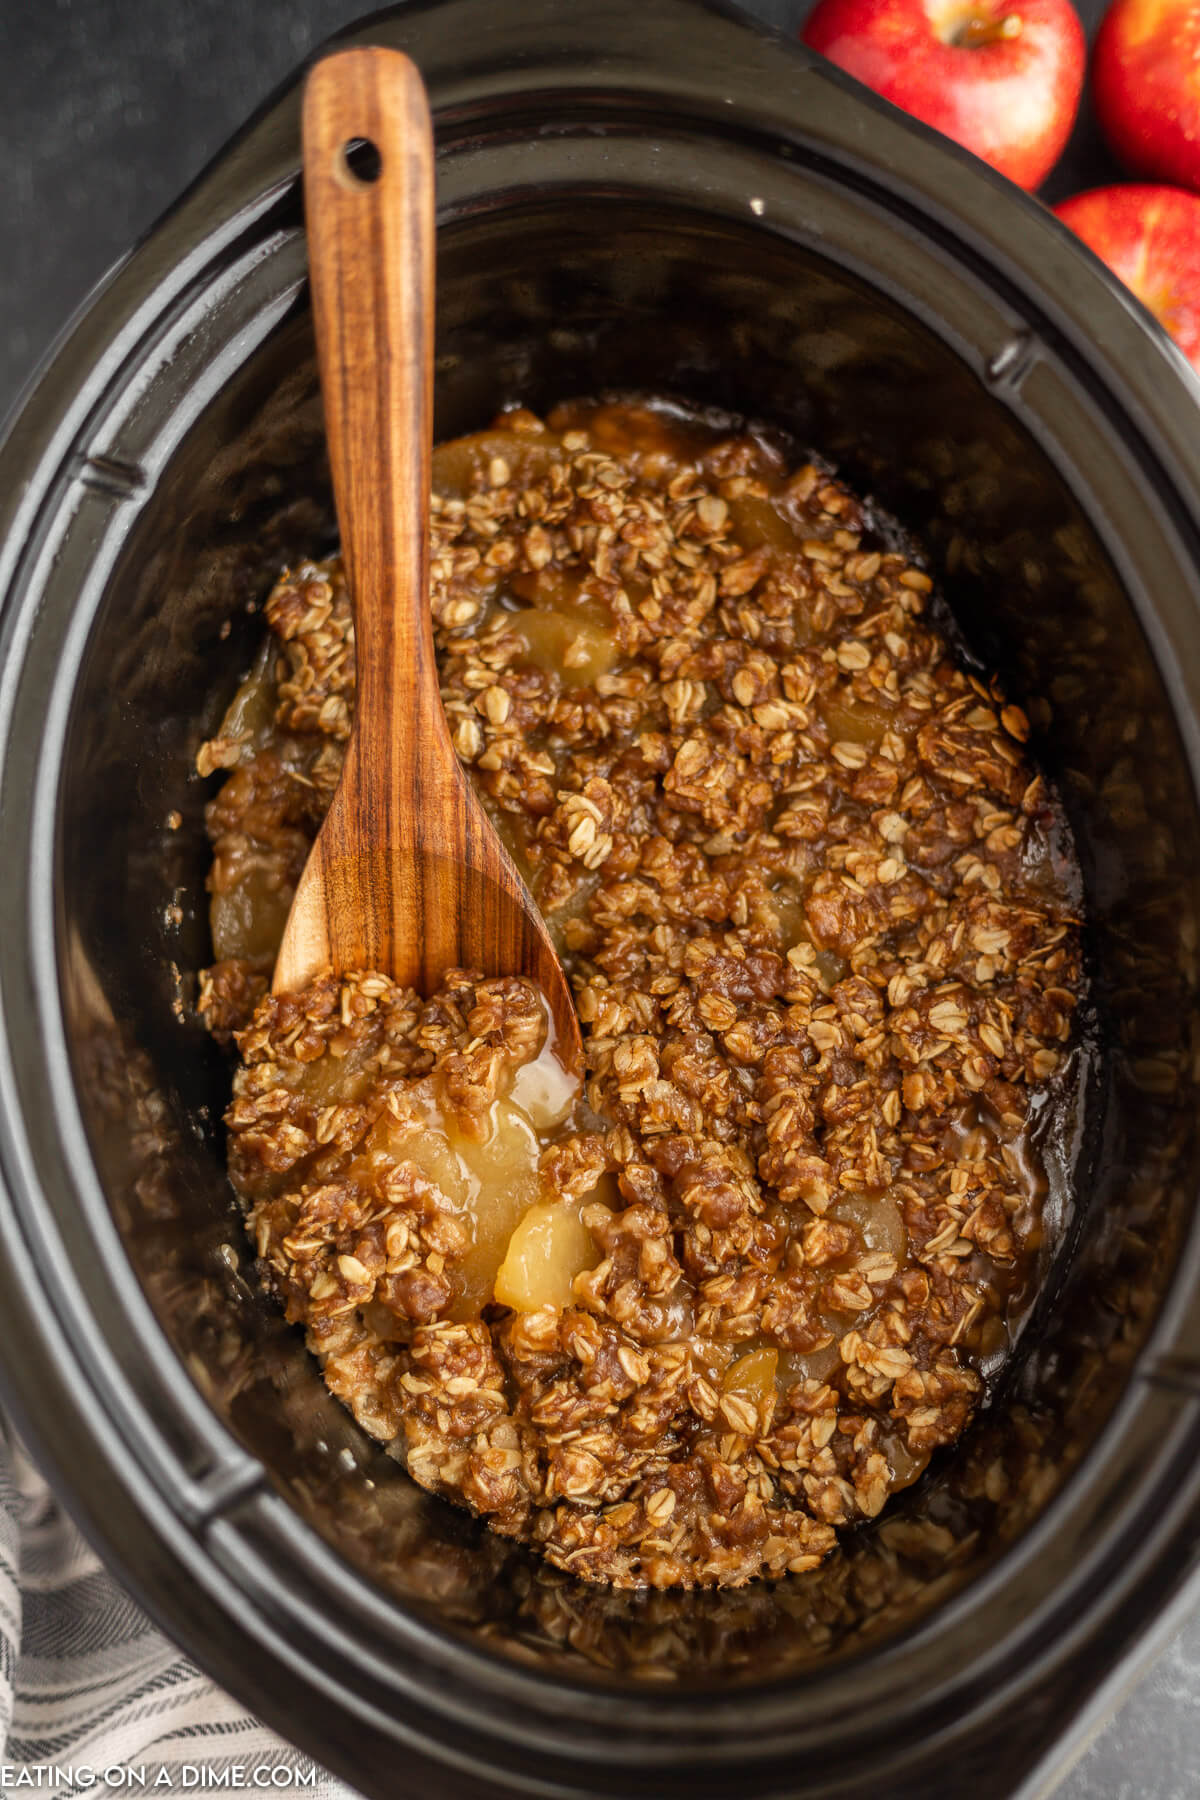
[0,0,1191,1794]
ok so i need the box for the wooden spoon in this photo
[273,47,582,1077]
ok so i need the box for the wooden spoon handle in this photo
[302,49,445,799]
[285,50,583,1075]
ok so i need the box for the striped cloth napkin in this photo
[0,1426,351,1796]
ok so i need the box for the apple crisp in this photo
[197,400,1083,1588]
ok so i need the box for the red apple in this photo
[1053,185,1200,373]
[1093,0,1200,191]
[802,0,1086,190]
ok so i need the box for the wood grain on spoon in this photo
[274,47,582,1077]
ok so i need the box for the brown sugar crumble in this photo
[197,399,1084,1589]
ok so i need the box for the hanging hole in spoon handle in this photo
[341,136,382,183]
[278,48,584,1083]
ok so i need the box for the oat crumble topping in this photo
[198,400,1083,1588]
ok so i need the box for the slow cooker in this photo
[0,0,1198,1793]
